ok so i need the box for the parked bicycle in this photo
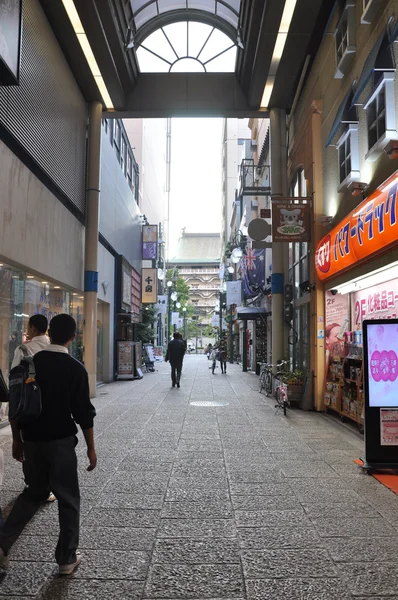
[259,360,289,415]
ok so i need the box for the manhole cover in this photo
[190,400,229,407]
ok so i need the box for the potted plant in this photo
[278,369,305,403]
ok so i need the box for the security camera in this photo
[330,289,338,296]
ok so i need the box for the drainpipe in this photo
[84,102,102,398]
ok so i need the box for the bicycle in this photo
[259,360,289,416]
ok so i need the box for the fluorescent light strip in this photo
[62,0,114,109]
[333,261,398,295]
[260,0,299,108]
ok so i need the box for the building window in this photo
[127,152,133,186]
[336,124,360,190]
[120,136,127,175]
[364,72,397,160]
[113,120,121,153]
[334,1,356,79]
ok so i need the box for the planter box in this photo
[287,384,303,403]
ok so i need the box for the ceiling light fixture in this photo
[27,275,34,279]
[260,0,299,108]
[61,0,114,109]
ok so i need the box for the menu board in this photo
[366,322,398,407]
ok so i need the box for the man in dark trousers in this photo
[165,331,186,388]
[0,314,97,575]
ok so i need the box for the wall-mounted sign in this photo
[141,268,157,303]
[315,170,398,281]
[226,281,242,308]
[351,279,398,329]
[142,225,158,260]
[272,198,311,242]
[154,294,168,315]
[0,0,22,85]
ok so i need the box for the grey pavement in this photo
[1,354,398,599]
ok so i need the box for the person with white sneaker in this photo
[0,314,97,575]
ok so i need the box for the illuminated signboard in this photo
[315,171,398,281]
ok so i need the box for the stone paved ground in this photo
[1,355,398,599]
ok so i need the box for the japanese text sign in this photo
[142,225,158,260]
[316,171,398,280]
[272,198,311,242]
[352,280,398,328]
[141,268,158,303]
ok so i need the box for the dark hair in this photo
[49,314,76,344]
[29,314,48,334]
[173,332,179,339]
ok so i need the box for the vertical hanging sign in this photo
[141,268,158,303]
[142,225,158,260]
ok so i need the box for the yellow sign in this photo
[141,268,157,303]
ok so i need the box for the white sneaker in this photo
[0,547,9,570]
[46,492,56,503]
[58,553,81,576]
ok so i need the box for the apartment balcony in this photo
[239,159,271,197]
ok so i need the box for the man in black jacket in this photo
[0,314,96,576]
[165,332,186,388]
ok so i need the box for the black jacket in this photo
[22,350,96,442]
[166,339,186,364]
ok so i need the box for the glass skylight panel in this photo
[188,22,213,57]
[134,4,158,29]
[198,27,232,62]
[205,45,236,71]
[163,22,188,58]
[157,0,186,13]
[136,47,170,72]
[188,0,216,12]
[130,0,148,12]
[216,3,238,27]
[142,28,178,63]
[171,58,206,72]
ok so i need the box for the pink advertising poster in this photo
[367,322,398,407]
[351,279,398,330]
[325,291,349,348]
[380,409,398,445]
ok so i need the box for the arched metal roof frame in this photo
[132,9,237,47]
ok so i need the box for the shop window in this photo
[336,124,360,190]
[364,73,397,160]
[334,1,356,79]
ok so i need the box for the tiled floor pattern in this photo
[0,355,397,599]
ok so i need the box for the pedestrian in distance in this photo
[165,332,186,388]
[218,343,228,374]
[207,343,212,360]
[210,347,218,374]
[0,314,97,576]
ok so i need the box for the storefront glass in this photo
[0,262,83,379]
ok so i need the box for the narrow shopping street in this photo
[1,354,398,599]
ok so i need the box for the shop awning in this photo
[351,25,396,107]
[325,87,358,148]
[236,306,266,320]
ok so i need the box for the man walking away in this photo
[0,314,97,575]
[11,314,50,369]
[165,332,186,388]
[219,343,228,374]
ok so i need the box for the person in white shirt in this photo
[11,314,55,503]
[11,315,50,369]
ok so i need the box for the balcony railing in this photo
[239,159,271,197]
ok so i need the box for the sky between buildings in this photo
[168,118,223,258]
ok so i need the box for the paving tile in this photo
[242,548,337,579]
[11,535,59,562]
[144,564,244,598]
[153,538,241,563]
[168,477,228,490]
[0,562,55,596]
[231,495,301,511]
[82,508,161,528]
[36,580,144,600]
[165,488,230,502]
[97,492,164,509]
[238,527,324,549]
[229,482,292,496]
[74,549,149,580]
[80,526,157,551]
[245,578,351,599]
[303,501,379,519]
[325,536,398,562]
[311,516,396,537]
[339,563,398,596]
[161,501,233,519]
[158,518,237,539]
[235,509,310,528]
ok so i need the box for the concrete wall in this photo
[97,243,116,382]
[0,139,84,289]
[100,128,142,272]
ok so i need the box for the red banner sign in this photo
[315,171,398,281]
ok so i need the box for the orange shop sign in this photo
[315,171,398,281]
